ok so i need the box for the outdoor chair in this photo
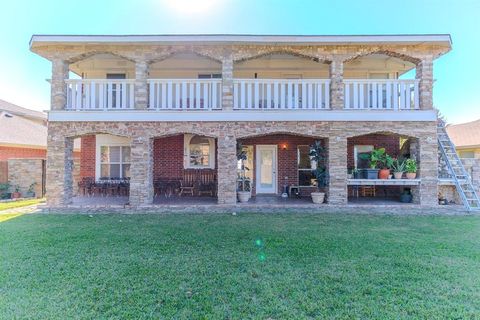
[179,171,197,196]
[198,171,217,196]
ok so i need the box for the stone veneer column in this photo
[418,133,438,206]
[134,60,149,109]
[217,134,237,204]
[416,57,434,110]
[327,136,347,204]
[129,135,154,206]
[329,57,344,110]
[46,128,74,206]
[51,59,69,110]
[221,52,234,110]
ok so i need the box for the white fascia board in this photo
[30,34,452,47]
[48,110,438,122]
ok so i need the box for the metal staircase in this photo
[437,119,480,211]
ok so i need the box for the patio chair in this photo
[198,171,217,196]
[179,171,197,196]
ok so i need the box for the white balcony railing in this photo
[148,79,222,110]
[233,79,330,110]
[344,79,419,110]
[66,79,135,110]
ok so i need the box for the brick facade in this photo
[239,134,321,196]
[0,146,46,161]
[45,121,438,207]
[79,135,95,179]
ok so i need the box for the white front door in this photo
[256,145,277,194]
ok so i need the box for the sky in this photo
[0,0,478,124]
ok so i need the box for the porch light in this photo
[282,144,288,150]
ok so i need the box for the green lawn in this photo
[1,213,480,319]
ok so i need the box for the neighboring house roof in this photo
[446,120,480,149]
[0,99,46,121]
[0,111,47,148]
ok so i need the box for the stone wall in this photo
[439,158,480,204]
[46,120,438,207]
[7,158,43,198]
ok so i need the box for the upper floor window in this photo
[198,73,222,79]
[184,134,215,169]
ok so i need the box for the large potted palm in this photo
[236,142,251,203]
[309,141,328,204]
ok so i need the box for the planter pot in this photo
[406,172,417,179]
[400,193,413,203]
[378,169,390,179]
[353,171,361,179]
[237,191,250,203]
[365,169,379,179]
[26,192,35,198]
[11,192,21,199]
[394,172,404,179]
[311,192,325,204]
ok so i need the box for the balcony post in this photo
[217,134,237,204]
[51,59,69,110]
[416,57,434,110]
[221,51,234,111]
[129,135,154,206]
[134,59,149,110]
[329,57,344,110]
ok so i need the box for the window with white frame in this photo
[100,146,131,178]
[354,145,374,169]
[297,145,317,186]
[184,134,215,169]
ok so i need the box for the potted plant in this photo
[360,148,392,179]
[0,182,11,199]
[391,158,406,179]
[26,182,37,198]
[309,141,328,204]
[237,142,251,203]
[405,158,417,179]
[11,185,21,199]
[400,188,413,203]
[352,168,361,179]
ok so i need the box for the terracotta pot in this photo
[394,172,404,179]
[237,191,250,203]
[406,172,417,179]
[378,169,390,179]
[311,192,325,204]
[11,192,21,199]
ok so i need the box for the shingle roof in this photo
[0,99,46,121]
[446,119,480,149]
[0,111,47,148]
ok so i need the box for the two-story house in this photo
[30,34,451,208]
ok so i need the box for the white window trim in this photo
[95,136,131,180]
[354,145,374,169]
[184,134,215,169]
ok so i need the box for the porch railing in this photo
[148,79,222,110]
[344,79,419,110]
[233,79,330,110]
[66,79,135,110]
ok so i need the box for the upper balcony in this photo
[30,34,451,121]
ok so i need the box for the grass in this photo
[1,212,480,319]
[0,198,44,211]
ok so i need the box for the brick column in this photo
[217,134,237,204]
[46,127,74,206]
[418,133,438,206]
[416,57,434,110]
[129,135,154,206]
[221,52,234,110]
[326,136,347,204]
[134,60,149,109]
[329,57,344,110]
[51,59,68,110]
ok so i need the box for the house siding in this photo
[0,146,46,161]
